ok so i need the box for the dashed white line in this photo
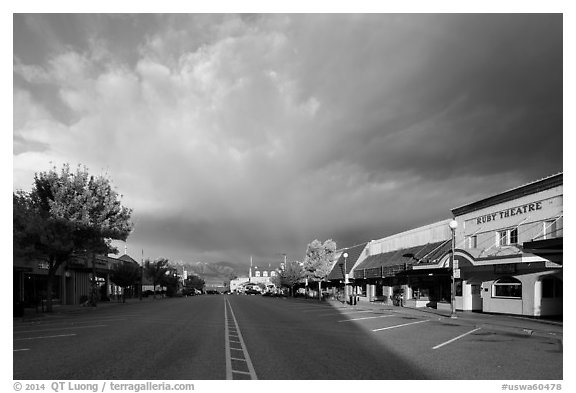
[224,298,258,380]
[372,319,430,332]
[432,327,482,350]
[13,349,30,352]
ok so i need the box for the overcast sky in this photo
[12,13,563,267]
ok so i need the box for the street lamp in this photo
[449,219,458,319]
[343,252,349,304]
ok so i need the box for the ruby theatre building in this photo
[413,173,563,317]
[335,173,563,318]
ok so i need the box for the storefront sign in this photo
[476,201,542,225]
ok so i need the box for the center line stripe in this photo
[372,320,430,331]
[224,298,258,380]
[432,327,482,350]
[339,315,394,322]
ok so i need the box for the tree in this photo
[184,275,205,294]
[278,261,304,296]
[303,239,337,300]
[144,258,170,298]
[162,267,181,297]
[13,164,133,312]
[110,261,140,303]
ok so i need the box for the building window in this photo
[509,228,518,244]
[270,271,276,277]
[542,277,562,298]
[263,271,268,277]
[255,271,260,277]
[493,277,522,298]
[497,228,518,246]
[467,235,478,249]
[543,220,558,240]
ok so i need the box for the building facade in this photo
[326,173,563,318]
[445,173,562,317]
[14,252,140,313]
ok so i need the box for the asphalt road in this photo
[13,295,562,380]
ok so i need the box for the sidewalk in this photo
[327,299,563,343]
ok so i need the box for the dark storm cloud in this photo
[13,14,563,266]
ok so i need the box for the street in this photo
[13,295,562,380]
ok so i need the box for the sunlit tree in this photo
[13,164,133,311]
[303,239,337,300]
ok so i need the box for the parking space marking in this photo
[432,327,482,350]
[14,325,107,334]
[338,315,394,322]
[372,319,430,332]
[15,333,77,341]
[14,318,126,330]
[317,310,373,317]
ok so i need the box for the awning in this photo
[522,238,563,263]
[353,240,451,279]
[327,242,368,281]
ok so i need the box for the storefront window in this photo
[542,277,562,298]
[493,277,522,298]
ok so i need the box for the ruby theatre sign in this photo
[476,201,543,225]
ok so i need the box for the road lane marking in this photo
[372,319,430,332]
[14,318,127,329]
[339,315,394,322]
[316,310,373,317]
[224,298,258,380]
[15,334,77,341]
[14,325,107,334]
[13,349,30,352]
[432,327,482,350]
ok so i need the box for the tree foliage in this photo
[110,261,141,302]
[184,275,205,292]
[278,261,304,296]
[144,258,170,298]
[13,164,133,311]
[303,239,337,300]
[303,239,337,281]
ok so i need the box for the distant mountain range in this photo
[172,261,247,284]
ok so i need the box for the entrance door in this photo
[470,283,482,311]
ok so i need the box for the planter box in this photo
[405,299,430,308]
